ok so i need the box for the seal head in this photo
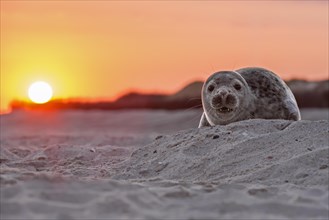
[201,71,254,125]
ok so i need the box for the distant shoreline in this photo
[7,79,328,113]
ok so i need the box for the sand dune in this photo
[114,120,328,186]
[1,110,328,219]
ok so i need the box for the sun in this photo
[28,81,53,104]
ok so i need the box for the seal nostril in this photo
[225,94,237,105]
[212,95,222,107]
[219,91,228,97]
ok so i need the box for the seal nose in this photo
[225,94,237,105]
[212,92,236,107]
[212,95,223,107]
[219,90,228,97]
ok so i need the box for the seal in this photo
[199,67,301,127]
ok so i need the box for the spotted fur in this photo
[199,67,301,127]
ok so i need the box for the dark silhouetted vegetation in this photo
[10,80,328,111]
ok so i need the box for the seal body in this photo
[199,67,301,127]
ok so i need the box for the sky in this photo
[1,1,328,112]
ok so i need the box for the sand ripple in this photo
[1,111,328,219]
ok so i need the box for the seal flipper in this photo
[199,112,211,128]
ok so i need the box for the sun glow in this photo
[28,81,53,104]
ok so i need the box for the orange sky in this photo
[1,1,328,112]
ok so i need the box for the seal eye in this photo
[234,84,241,91]
[207,85,215,92]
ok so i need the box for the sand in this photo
[0,109,328,219]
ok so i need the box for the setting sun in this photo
[28,81,53,104]
[0,1,328,113]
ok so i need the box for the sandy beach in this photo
[0,109,328,219]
